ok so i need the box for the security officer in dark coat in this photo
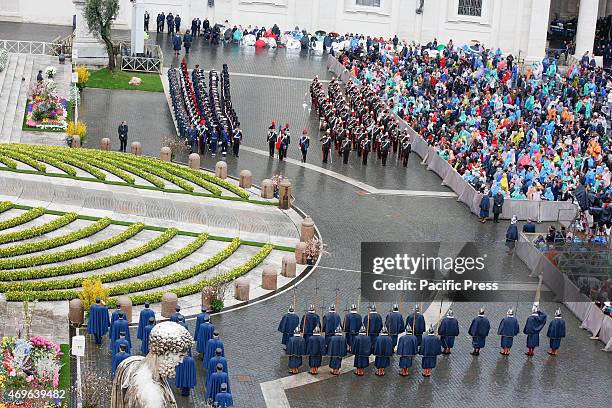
[117,121,128,152]
[267,121,277,157]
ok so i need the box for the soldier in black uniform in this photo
[341,135,351,164]
[401,137,411,167]
[380,136,391,166]
[267,121,277,157]
[361,136,371,165]
[321,131,332,163]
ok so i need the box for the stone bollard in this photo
[161,292,178,318]
[68,298,84,325]
[201,287,216,312]
[131,141,142,156]
[160,146,172,162]
[239,170,252,189]
[188,153,200,169]
[300,217,315,242]
[117,296,133,323]
[234,278,250,301]
[261,179,274,199]
[281,254,296,278]
[279,179,292,209]
[215,161,227,179]
[261,266,278,290]
[295,242,307,265]
[71,135,81,148]
[100,138,111,151]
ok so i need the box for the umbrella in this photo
[255,39,266,48]
[518,155,531,167]
[315,30,326,37]
[329,32,339,38]
[436,44,446,51]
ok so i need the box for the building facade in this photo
[1,0,609,60]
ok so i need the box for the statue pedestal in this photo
[72,0,109,67]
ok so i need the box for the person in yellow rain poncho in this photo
[500,172,510,192]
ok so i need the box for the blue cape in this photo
[87,304,110,337]
[385,312,405,335]
[175,354,197,389]
[136,308,155,340]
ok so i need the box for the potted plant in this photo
[305,236,327,265]
[45,65,57,79]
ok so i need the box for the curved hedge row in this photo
[0,155,17,169]
[0,232,210,293]
[140,156,223,196]
[5,242,272,304]
[0,202,12,214]
[38,150,106,180]
[109,154,195,192]
[0,149,46,172]
[5,147,77,177]
[0,207,45,231]
[0,211,77,245]
[0,217,110,258]
[0,223,148,280]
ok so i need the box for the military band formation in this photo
[87,299,234,407]
[278,303,567,378]
[309,76,412,167]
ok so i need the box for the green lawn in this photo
[59,343,71,407]
[22,99,74,133]
[86,68,164,92]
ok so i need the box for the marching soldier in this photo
[299,129,310,162]
[322,305,341,348]
[546,309,566,356]
[523,304,547,356]
[468,308,491,356]
[343,304,362,353]
[497,308,520,355]
[373,327,393,376]
[300,304,321,344]
[380,136,391,166]
[306,326,326,375]
[385,304,405,349]
[420,325,442,377]
[267,121,277,157]
[363,305,383,353]
[401,137,411,167]
[328,326,347,376]
[361,136,371,165]
[321,131,332,163]
[406,305,426,347]
[438,309,459,354]
[341,135,352,164]
[352,325,371,376]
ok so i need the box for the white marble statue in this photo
[111,321,193,408]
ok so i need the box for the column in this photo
[574,0,599,57]
[72,0,109,66]
[525,0,552,62]
[131,0,145,55]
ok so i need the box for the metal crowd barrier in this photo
[0,39,64,56]
[325,54,579,222]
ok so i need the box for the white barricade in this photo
[580,303,606,337]
[597,314,612,344]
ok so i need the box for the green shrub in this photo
[3,146,76,176]
[0,201,13,213]
[0,149,46,172]
[109,154,195,192]
[0,211,76,244]
[0,223,147,280]
[0,233,210,293]
[0,155,17,169]
[0,216,109,258]
[0,207,45,231]
[33,148,106,180]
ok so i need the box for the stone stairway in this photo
[0,53,72,144]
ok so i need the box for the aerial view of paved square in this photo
[0,0,611,407]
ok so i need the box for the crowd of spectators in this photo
[335,36,611,203]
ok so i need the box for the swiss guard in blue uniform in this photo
[88,297,110,345]
[438,309,460,354]
[420,325,442,377]
[497,308,520,355]
[197,315,215,357]
[110,304,122,326]
[328,326,347,376]
[468,308,491,356]
[397,326,418,376]
[523,304,547,356]
[385,304,405,349]
[109,312,130,352]
[364,305,383,353]
[278,306,299,348]
[137,302,155,341]
[205,363,230,402]
[204,332,225,368]
[287,327,306,374]
[141,316,155,355]
[343,304,362,353]
[206,348,228,389]
[194,307,210,342]
[214,383,233,408]
[406,305,426,347]
[322,305,341,348]
[373,327,393,376]
[300,304,321,344]
[306,326,326,375]
[112,331,131,356]
[352,325,371,376]
[170,306,183,323]
[175,348,196,396]
[546,309,566,356]
[112,343,130,378]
